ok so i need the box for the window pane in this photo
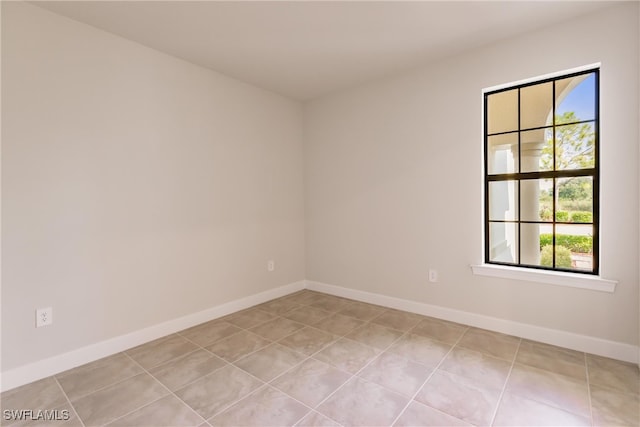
[555,122,595,170]
[489,181,518,220]
[521,81,553,129]
[487,89,518,134]
[555,224,594,271]
[556,177,593,222]
[520,129,552,172]
[487,133,518,174]
[489,222,518,263]
[520,179,553,222]
[483,69,598,274]
[520,223,542,266]
[556,73,596,123]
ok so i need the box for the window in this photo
[484,69,599,274]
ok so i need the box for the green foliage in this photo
[570,211,593,223]
[558,177,592,201]
[541,112,595,171]
[559,200,593,212]
[539,234,592,253]
[555,211,569,222]
[539,206,553,221]
[540,245,572,268]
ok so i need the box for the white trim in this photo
[305,280,637,364]
[470,264,617,293]
[0,281,305,393]
[483,62,601,93]
[3,278,635,392]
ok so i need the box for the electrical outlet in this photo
[36,307,53,328]
[267,260,275,272]
[428,269,438,283]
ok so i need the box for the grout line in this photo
[115,352,209,426]
[52,376,86,427]
[145,350,231,395]
[193,304,338,421]
[495,348,595,422]
[202,383,269,424]
[21,290,618,427]
[58,363,151,403]
[144,346,206,371]
[584,352,595,427]
[488,337,522,426]
[306,321,420,424]
[175,321,247,348]
[192,371,270,423]
[253,304,405,425]
[388,324,470,427]
[293,410,345,427]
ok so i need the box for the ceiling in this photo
[32,1,615,101]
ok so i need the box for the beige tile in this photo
[307,295,352,313]
[493,392,590,426]
[208,385,309,426]
[271,358,351,407]
[371,309,424,332]
[106,395,203,426]
[358,352,431,397]
[179,321,242,347]
[257,298,304,316]
[345,323,403,350]
[148,349,226,391]
[281,290,322,305]
[337,301,386,321]
[0,377,67,415]
[516,340,587,381]
[295,411,341,427]
[222,308,277,329]
[56,353,143,400]
[411,317,468,344]
[283,291,330,306]
[393,401,472,427]
[283,307,333,326]
[457,328,520,361]
[56,353,143,401]
[73,373,168,426]
[278,327,337,356]
[317,377,409,426]
[125,334,198,370]
[175,365,262,420]
[314,337,379,374]
[590,384,640,427]
[249,317,306,341]
[415,370,502,426]
[234,343,306,382]
[506,363,590,417]
[587,354,640,395]
[205,330,271,362]
[387,333,451,367]
[312,313,365,336]
[439,346,511,389]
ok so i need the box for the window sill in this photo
[470,264,617,293]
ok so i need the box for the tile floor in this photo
[2,290,639,426]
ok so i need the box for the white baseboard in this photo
[0,281,305,393]
[306,280,639,364]
[3,278,637,393]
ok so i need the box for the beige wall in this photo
[1,2,305,371]
[305,3,639,345]
[2,1,638,378]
